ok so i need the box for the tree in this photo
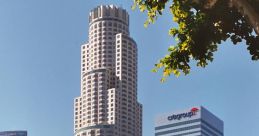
[132,0,259,81]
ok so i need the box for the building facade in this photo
[155,106,224,136]
[74,5,142,136]
[0,131,27,136]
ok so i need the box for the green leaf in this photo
[151,68,158,73]
[139,4,146,12]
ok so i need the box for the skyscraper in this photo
[0,131,27,136]
[74,5,142,136]
[155,106,224,136]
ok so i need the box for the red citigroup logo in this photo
[168,107,199,121]
[191,107,199,112]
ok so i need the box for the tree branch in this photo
[231,0,259,35]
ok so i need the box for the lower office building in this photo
[155,106,223,136]
[0,131,27,136]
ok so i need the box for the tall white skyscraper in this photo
[74,5,142,136]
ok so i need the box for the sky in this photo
[0,0,259,136]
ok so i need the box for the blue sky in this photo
[0,0,259,136]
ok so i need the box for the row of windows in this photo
[90,28,127,38]
[82,53,136,62]
[82,42,114,49]
[90,21,127,31]
[77,128,114,136]
[82,44,136,60]
[89,30,128,44]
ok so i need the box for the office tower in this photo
[155,106,224,136]
[74,5,142,136]
[0,131,27,136]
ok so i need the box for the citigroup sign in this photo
[168,108,199,121]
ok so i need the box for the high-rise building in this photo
[74,5,142,136]
[0,131,27,136]
[155,106,224,136]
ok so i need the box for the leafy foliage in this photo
[133,0,259,81]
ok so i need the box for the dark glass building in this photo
[0,131,27,136]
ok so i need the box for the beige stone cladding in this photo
[74,5,142,136]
